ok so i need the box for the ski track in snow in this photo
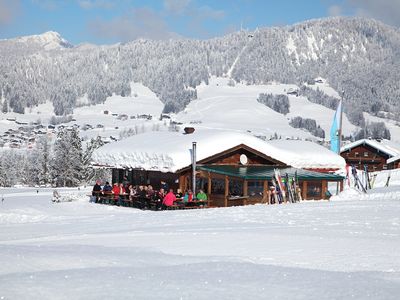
[0,187,399,299]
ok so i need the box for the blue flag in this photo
[330,99,342,153]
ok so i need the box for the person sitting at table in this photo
[183,189,193,203]
[111,183,118,204]
[160,180,169,191]
[175,188,183,199]
[103,181,112,193]
[116,183,126,206]
[122,176,130,191]
[138,185,149,209]
[152,188,165,210]
[162,189,176,209]
[147,185,155,199]
[128,184,137,200]
[92,180,102,203]
[196,189,207,201]
[111,183,122,205]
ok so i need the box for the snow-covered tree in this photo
[82,136,106,184]
[52,128,83,187]
[257,93,290,115]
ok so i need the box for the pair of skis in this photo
[272,169,301,204]
[351,165,367,193]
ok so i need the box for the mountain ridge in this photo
[0,16,399,129]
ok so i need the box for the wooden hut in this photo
[340,139,400,171]
[92,129,345,206]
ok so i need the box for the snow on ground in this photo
[331,185,400,201]
[368,168,400,188]
[0,82,165,147]
[305,79,341,99]
[287,95,357,140]
[0,187,399,299]
[177,77,357,140]
[364,112,400,143]
[74,83,163,118]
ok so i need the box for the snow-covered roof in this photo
[387,155,400,164]
[341,139,400,158]
[91,129,345,172]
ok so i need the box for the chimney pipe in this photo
[192,142,197,195]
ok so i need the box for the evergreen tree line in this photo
[257,93,290,115]
[353,122,391,140]
[289,116,325,139]
[0,129,108,187]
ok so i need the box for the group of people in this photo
[92,179,208,210]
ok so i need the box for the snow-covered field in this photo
[177,77,358,140]
[0,76,362,149]
[0,187,399,299]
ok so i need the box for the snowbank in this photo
[331,186,400,201]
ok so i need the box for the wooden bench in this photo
[166,205,181,210]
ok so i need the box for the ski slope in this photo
[176,77,358,140]
[0,187,399,299]
[2,77,400,149]
[364,112,400,143]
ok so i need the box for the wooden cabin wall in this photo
[111,168,178,190]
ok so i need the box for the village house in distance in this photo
[340,139,400,171]
[91,129,345,207]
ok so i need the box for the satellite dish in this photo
[240,154,248,165]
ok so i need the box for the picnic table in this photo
[173,199,209,209]
[89,193,213,210]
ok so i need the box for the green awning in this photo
[197,165,344,181]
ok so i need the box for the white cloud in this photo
[196,5,225,21]
[164,0,191,15]
[88,7,181,42]
[328,5,342,17]
[78,0,114,10]
[0,0,20,26]
[332,0,400,27]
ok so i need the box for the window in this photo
[383,165,388,170]
[364,152,368,157]
[211,178,225,195]
[248,181,263,198]
[307,182,322,198]
[229,179,243,196]
[354,152,359,157]
[196,178,208,192]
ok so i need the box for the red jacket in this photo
[163,191,176,206]
[112,185,125,199]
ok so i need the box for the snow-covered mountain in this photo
[0,17,399,139]
[13,31,73,50]
[0,31,73,51]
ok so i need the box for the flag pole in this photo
[339,91,344,154]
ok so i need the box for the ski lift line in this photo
[226,31,255,79]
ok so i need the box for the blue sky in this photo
[0,0,399,44]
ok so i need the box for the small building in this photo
[387,155,400,169]
[92,130,345,206]
[340,139,400,171]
